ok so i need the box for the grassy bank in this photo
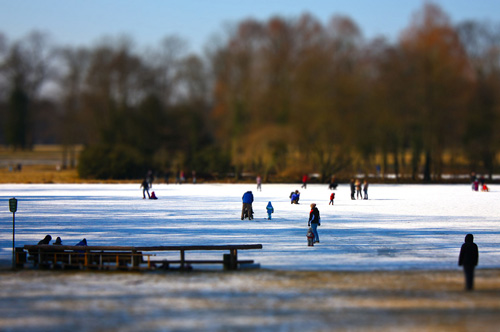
[0,145,494,184]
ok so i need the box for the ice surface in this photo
[1,183,499,271]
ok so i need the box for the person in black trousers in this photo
[458,234,479,291]
[350,179,355,200]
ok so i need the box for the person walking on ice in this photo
[266,201,274,220]
[308,203,321,243]
[301,174,308,189]
[329,192,335,205]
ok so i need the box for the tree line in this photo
[1,3,499,182]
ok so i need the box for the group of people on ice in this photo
[241,189,321,247]
[350,179,368,200]
[470,172,489,192]
[238,185,479,291]
[140,169,201,199]
[241,190,275,221]
[140,178,158,199]
[38,234,87,247]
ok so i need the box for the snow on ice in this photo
[0,183,499,270]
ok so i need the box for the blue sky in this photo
[1,0,499,53]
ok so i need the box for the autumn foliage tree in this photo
[1,3,499,181]
[399,4,472,181]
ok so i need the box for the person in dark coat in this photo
[458,234,479,291]
[76,238,87,246]
[350,179,355,200]
[363,180,369,200]
[470,171,476,185]
[75,238,88,254]
[328,175,338,190]
[38,235,52,245]
[140,178,150,199]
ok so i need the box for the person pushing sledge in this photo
[241,191,254,220]
[308,203,321,243]
[140,178,150,199]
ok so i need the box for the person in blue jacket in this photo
[75,238,87,254]
[241,191,254,220]
[290,190,300,204]
[266,201,274,220]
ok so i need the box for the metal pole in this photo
[12,212,15,269]
[9,197,18,270]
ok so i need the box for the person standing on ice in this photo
[308,203,321,243]
[350,179,355,200]
[473,178,479,191]
[140,178,151,199]
[355,179,362,199]
[470,171,476,191]
[458,234,479,291]
[266,201,274,220]
[363,180,369,200]
[241,191,254,220]
[256,175,262,191]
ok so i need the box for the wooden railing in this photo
[20,244,263,271]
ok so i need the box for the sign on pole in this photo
[9,198,17,213]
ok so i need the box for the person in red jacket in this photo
[329,192,335,205]
[301,174,308,189]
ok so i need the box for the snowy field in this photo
[0,184,500,271]
[1,183,500,331]
[0,183,499,270]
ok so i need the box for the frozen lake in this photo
[1,183,499,270]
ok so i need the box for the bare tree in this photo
[457,21,500,178]
[57,46,90,167]
[1,31,55,149]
